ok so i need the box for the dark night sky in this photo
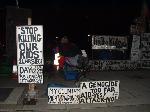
[0,0,150,48]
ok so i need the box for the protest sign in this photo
[48,88,80,104]
[16,25,44,83]
[18,65,43,83]
[92,35,127,50]
[80,80,120,104]
[16,25,43,65]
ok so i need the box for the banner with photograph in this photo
[92,35,127,50]
[89,60,138,71]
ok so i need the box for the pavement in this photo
[0,69,150,112]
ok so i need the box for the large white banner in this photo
[16,25,44,83]
[48,88,80,104]
[80,81,120,103]
[16,25,43,65]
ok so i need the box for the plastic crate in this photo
[64,71,78,80]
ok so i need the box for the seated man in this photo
[59,36,81,69]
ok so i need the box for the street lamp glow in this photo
[88,34,91,37]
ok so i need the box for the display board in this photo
[80,81,119,103]
[89,60,138,71]
[92,35,127,50]
[16,25,44,83]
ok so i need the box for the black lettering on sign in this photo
[84,92,92,98]
[18,34,42,42]
[19,51,25,59]
[18,66,43,83]
[19,43,40,61]
[19,58,43,65]
[104,87,115,96]
[48,88,80,104]
[100,98,105,103]
[89,82,96,88]
[19,43,38,52]
[80,81,120,104]
[19,66,43,74]
[105,97,115,103]
[81,82,87,89]
[21,27,25,34]
[91,97,97,103]
[80,99,85,104]
[21,26,38,34]
[91,88,101,93]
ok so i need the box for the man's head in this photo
[61,36,69,44]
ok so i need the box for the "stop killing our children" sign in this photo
[16,25,43,83]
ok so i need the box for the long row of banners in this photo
[48,80,120,104]
[16,25,44,83]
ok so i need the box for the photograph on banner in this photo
[131,35,140,50]
[92,35,127,49]
[48,88,80,104]
[80,80,120,104]
[18,65,43,83]
[90,60,138,71]
[16,25,43,65]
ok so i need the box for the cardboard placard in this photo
[48,88,80,104]
[16,25,43,65]
[16,25,44,83]
[80,81,119,103]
